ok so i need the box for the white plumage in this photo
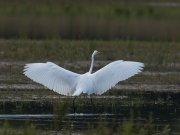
[23,50,144,96]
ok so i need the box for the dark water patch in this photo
[0,91,180,134]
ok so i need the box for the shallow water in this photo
[0,91,180,134]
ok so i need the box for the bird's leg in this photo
[73,96,77,114]
[90,97,102,114]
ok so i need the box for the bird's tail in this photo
[72,88,83,96]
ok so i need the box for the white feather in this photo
[23,50,144,96]
[24,62,80,95]
[91,61,144,95]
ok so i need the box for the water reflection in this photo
[0,91,180,134]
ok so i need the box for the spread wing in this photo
[23,62,80,96]
[91,60,144,95]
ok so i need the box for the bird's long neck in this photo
[89,55,94,74]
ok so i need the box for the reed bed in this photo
[0,0,180,40]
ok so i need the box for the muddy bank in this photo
[0,83,179,92]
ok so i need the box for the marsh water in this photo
[0,91,180,134]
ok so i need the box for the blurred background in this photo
[1,0,180,41]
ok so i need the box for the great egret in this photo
[24,50,144,112]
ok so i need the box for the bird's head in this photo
[93,50,100,56]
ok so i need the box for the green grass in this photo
[0,39,179,63]
[0,0,180,40]
[0,0,180,19]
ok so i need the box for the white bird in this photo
[24,50,144,113]
[24,50,144,97]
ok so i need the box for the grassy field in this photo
[0,39,179,64]
[0,0,180,40]
[1,0,180,18]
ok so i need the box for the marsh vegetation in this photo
[0,38,179,135]
[0,0,180,40]
[0,0,180,134]
[0,91,177,135]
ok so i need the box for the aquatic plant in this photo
[0,119,51,135]
[53,98,70,130]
